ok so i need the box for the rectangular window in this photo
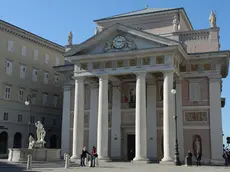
[21,45,27,56]
[189,82,201,100]
[34,49,38,60]
[18,114,22,122]
[30,116,35,123]
[54,75,59,87]
[6,60,12,75]
[45,54,49,64]
[31,93,36,105]
[4,86,11,100]
[20,65,26,79]
[8,40,14,52]
[44,72,49,84]
[3,112,8,121]
[18,89,24,101]
[41,117,45,124]
[32,69,38,82]
[52,119,56,126]
[43,93,48,106]
[55,57,60,66]
[53,95,58,107]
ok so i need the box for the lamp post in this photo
[25,95,32,146]
[171,88,181,166]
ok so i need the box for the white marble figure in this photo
[172,15,179,31]
[28,135,35,149]
[209,11,216,28]
[68,31,73,45]
[35,121,46,142]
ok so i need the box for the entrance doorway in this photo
[127,134,135,161]
[0,131,8,154]
[13,132,22,148]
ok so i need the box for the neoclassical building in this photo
[54,7,229,164]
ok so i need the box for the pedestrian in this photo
[195,151,201,166]
[90,146,98,167]
[223,150,229,167]
[80,146,90,167]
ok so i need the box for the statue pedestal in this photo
[8,148,61,162]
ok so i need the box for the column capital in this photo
[209,75,222,83]
[72,76,84,81]
[163,70,174,77]
[98,75,109,81]
[63,84,72,91]
[134,72,146,78]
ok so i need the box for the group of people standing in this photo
[80,146,98,167]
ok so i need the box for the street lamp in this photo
[25,95,32,146]
[171,88,181,166]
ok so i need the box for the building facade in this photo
[55,8,229,164]
[0,20,65,157]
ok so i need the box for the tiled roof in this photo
[94,7,181,21]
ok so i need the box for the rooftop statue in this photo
[209,11,216,28]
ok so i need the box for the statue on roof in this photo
[209,11,216,28]
[68,31,73,45]
[172,15,179,31]
[94,27,99,35]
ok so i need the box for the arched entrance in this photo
[50,135,57,148]
[0,131,8,154]
[13,132,22,148]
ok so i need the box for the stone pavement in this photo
[0,161,230,172]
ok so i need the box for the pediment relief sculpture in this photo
[104,35,137,52]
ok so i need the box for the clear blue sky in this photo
[0,0,229,143]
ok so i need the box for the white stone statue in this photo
[28,135,35,149]
[35,121,46,142]
[172,15,179,31]
[194,137,201,152]
[94,27,99,35]
[209,11,216,28]
[68,31,73,45]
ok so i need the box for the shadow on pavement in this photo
[0,160,40,172]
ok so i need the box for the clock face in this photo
[113,36,126,49]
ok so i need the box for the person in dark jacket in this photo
[195,151,202,166]
[91,146,97,167]
[223,151,229,166]
[80,146,90,167]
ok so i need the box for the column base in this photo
[210,159,224,166]
[160,157,173,165]
[132,157,150,164]
[98,156,111,162]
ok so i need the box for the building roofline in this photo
[0,19,65,53]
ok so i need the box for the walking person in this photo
[195,151,202,166]
[90,146,98,167]
[223,150,229,167]
[80,146,90,167]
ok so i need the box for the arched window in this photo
[13,132,22,148]
[192,135,202,156]
[0,131,8,154]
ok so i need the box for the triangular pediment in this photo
[65,23,178,57]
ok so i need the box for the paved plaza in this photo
[0,160,229,172]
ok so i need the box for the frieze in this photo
[93,62,100,69]
[204,63,211,71]
[184,111,208,122]
[105,61,112,68]
[179,64,186,72]
[191,64,199,72]
[156,56,164,64]
[117,60,124,68]
[129,59,137,66]
[142,57,150,65]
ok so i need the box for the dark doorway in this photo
[50,135,57,148]
[127,134,135,161]
[0,131,8,154]
[13,132,22,148]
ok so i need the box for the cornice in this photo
[0,20,65,54]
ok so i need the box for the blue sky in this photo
[0,0,229,143]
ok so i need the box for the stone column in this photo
[133,72,149,162]
[209,76,223,164]
[111,82,121,160]
[61,85,71,157]
[71,77,84,159]
[161,71,175,162]
[175,78,184,160]
[147,77,157,161]
[88,83,99,151]
[97,75,110,161]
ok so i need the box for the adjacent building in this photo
[0,20,65,158]
[55,7,229,164]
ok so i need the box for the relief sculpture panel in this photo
[184,111,208,122]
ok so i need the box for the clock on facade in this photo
[112,36,126,49]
